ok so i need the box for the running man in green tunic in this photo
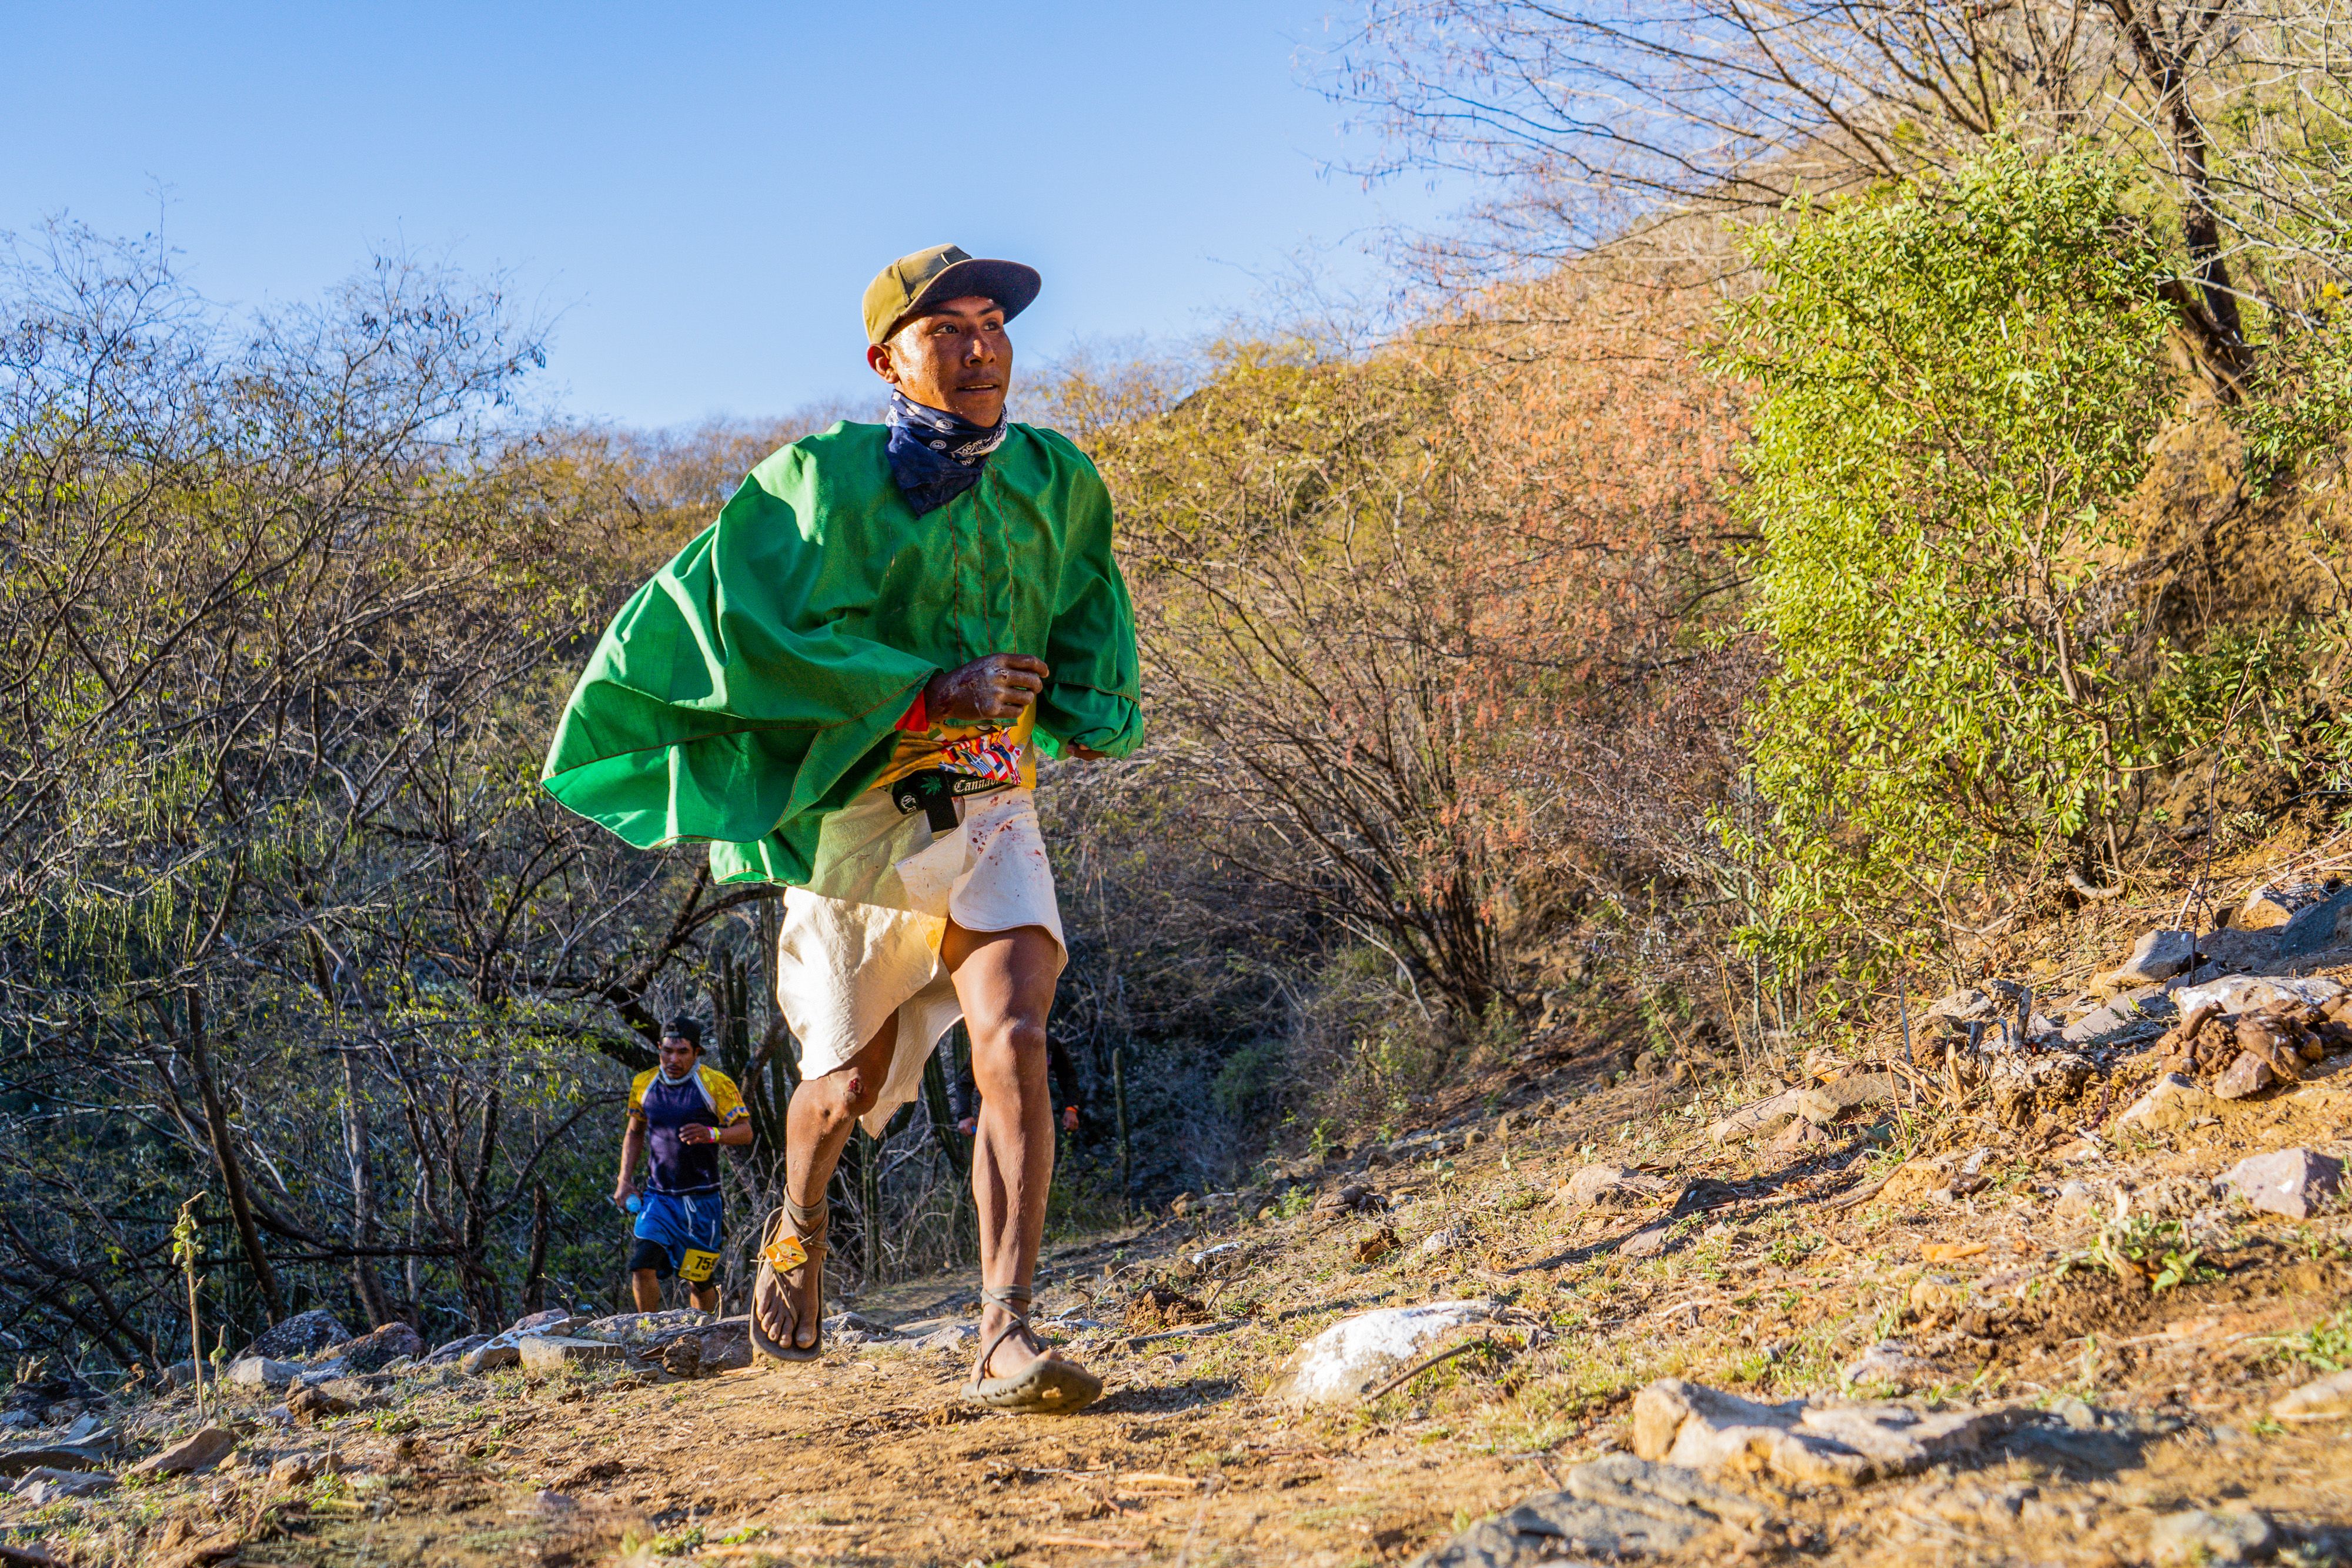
[543,245,1142,1412]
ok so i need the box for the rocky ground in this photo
[5,878,2352,1567]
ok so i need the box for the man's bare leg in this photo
[633,1271,719,1313]
[943,920,1070,1383]
[751,1015,896,1353]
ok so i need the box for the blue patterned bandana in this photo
[886,389,1007,515]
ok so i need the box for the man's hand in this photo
[926,654,1048,723]
[680,1124,714,1145]
[956,1116,977,1136]
[1061,1105,1079,1133]
[612,1177,637,1208]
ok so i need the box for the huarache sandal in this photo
[751,1196,827,1366]
[961,1285,1103,1414]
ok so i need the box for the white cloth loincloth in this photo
[774,784,1064,1136]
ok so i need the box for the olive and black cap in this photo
[863,243,1041,347]
[662,1018,703,1049]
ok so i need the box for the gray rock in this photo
[2276,886,2352,958]
[572,1309,708,1347]
[2221,1148,2344,1219]
[268,1454,318,1486]
[463,1340,520,1375]
[2117,1072,2215,1132]
[460,1313,591,1375]
[2065,988,2171,1044]
[422,1333,490,1367]
[286,1383,356,1424]
[1793,1072,1900,1125]
[2271,1367,2352,1422]
[129,1425,236,1477]
[1631,1379,2019,1487]
[1619,1222,1672,1259]
[2119,929,2197,985]
[1558,1164,1671,1211]
[1706,1089,1805,1144]
[518,1335,623,1374]
[1924,987,1997,1035]
[325,1321,424,1374]
[59,1415,112,1449]
[1410,1455,1770,1566]
[2241,884,2311,928]
[238,1309,351,1363]
[632,1316,751,1372]
[226,1356,300,1389]
[0,1443,109,1477]
[2148,1507,2274,1564]
[2213,1050,2278,1099]
[12,1466,115,1502]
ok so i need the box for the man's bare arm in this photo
[613,1121,644,1205]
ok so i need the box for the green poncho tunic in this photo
[540,420,1143,885]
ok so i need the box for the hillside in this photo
[9,850,2350,1567]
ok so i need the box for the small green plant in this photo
[2087,1217,2220,1293]
[2272,1308,2352,1372]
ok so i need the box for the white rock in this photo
[1271,1299,1495,1403]
[2148,1507,2274,1564]
[2171,974,2343,1016]
[517,1335,622,1374]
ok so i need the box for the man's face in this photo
[867,295,1011,425]
[659,1037,699,1076]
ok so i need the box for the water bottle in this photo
[625,1194,643,1215]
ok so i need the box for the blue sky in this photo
[4,2,1456,429]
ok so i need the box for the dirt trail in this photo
[11,956,2352,1566]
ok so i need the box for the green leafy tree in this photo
[1715,146,2274,973]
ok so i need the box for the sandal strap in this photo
[761,1203,828,1270]
[975,1284,1037,1374]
